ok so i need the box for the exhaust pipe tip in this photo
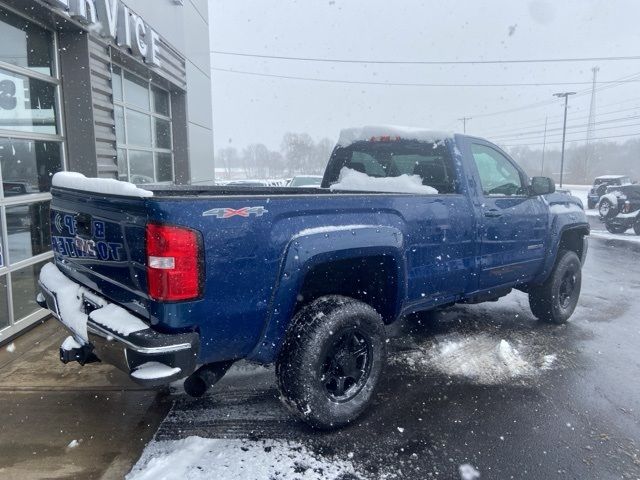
[183,361,234,398]
[183,374,208,397]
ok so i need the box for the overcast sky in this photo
[209,0,640,151]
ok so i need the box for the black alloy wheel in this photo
[320,328,372,402]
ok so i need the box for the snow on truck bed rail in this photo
[52,172,153,198]
[331,167,438,194]
[337,124,454,146]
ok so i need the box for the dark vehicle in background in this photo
[598,183,640,234]
[588,175,632,209]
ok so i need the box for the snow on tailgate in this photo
[52,172,153,198]
[337,124,453,146]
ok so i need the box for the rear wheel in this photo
[276,295,386,430]
[605,222,628,234]
[634,221,640,236]
[599,198,617,219]
[529,250,582,324]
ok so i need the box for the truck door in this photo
[469,141,548,290]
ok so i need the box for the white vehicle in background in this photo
[287,175,323,188]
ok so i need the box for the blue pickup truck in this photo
[37,126,588,429]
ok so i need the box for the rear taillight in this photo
[146,223,202,301]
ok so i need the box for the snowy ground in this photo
[127,437,367,480]
[590,229,640,244]
[128,238,640,480]
[565,184,599,217]
[391,332,557,385]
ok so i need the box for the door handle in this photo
[484,209,502,218]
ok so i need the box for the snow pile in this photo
[39,262,92,341]
[459,464,481,480]
[127,436,365,480]
[89,303,148,336]
[67,439,80,449]
[131,362,181,380]
[393,333,557,384]
[61,336,82,351]
[331,167,438,194]
[40,263,147,341]
[337,125,452,146]
[52,172,153,198]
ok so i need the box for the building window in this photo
[0,7,63,334]
[112,66,174,184]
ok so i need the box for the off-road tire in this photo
[598,198,617,219]
[276,295,386,430]
[529,250,582,324]
[605,222,628,234]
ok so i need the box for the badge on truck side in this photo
[202,206,268,218]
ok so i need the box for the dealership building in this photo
[0,0,214,341]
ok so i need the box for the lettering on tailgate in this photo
[51,212,124,261]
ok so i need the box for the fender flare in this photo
[533,221,589,285]
[246,225,406,363]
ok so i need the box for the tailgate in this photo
[49,187,150,319]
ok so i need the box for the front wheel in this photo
[276,295,386,430]
[634,222,640,236]
[529,250,582,324]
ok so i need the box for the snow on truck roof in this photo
[52,172,154,198]
[337,125,454,146]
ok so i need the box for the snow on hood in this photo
[52,172,153,198]
[330,167,438,194]
[337,124,454,146]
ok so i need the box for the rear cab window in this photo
[327,140,458,194]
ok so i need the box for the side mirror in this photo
[530,176,555,196]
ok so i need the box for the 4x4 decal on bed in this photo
[202,206,268,218]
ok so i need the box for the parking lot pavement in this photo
[0,320,170,480]
[131,237,640,479]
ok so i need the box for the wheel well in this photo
[296,255,399,323]
[559,227,588,260]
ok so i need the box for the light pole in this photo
[540,116,547,176]
[458,117,471,133]
[553,92,576,187]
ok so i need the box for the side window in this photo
[471,144,525,196]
